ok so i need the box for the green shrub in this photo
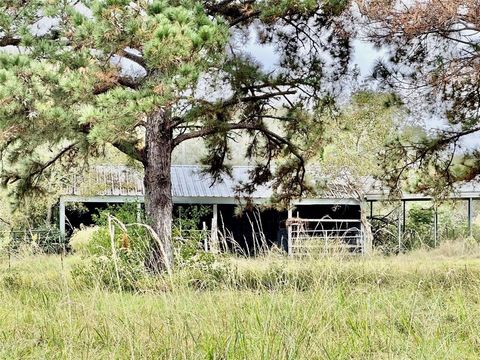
[69,226,99,254]
[71,203,152,290]
[71,230,152,291]
[71,203,220,291]
[71,254,147,291]
[93,203,141,226]
[172,205,211,266]
[404,206,435,249]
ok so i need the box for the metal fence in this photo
[287,218,364,256]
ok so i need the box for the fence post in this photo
[398,204,403,253]
[361,200,373,255]
[136,202,142,223]
[8,233,11,270]
[202,221,208,252]
[287,208,293,257]
[210,204,219,253]
[60,236,65,270]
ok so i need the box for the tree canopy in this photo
[359,0,480,196]
[320,91,403,181]
[0,0,354,268]
[0,0,353,195]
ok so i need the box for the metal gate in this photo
[287,217,364,256]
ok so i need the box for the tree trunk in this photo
[143,108,174,272]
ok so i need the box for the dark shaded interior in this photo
[217,205,288,255]
[217,204,362,255]
[294,204,360,220]
[65,202,110,235]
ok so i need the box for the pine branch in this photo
[111,141,145,164]
[118,49,147,69]
[221,90,297,108]
[173,120,303,166]
[93,75,142,95]
[0,36,21,47]
[5,143,78,186]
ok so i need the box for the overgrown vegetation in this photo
[2,245,480,358]
[69,203,221,291]
[2,193,480,358]
[1,1,480,357]
[369,200,480,255]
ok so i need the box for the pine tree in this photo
[0,0,351,270]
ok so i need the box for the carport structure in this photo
[366,182,480,249]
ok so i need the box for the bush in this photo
[71,254,147,291]
[71,222,154,291]
[404,206,435,249]
[92,203,141,225]
[172,205,211,265]
[71,203,221,291]
[69,226,99,254]
[71,203,152,290]
[372,201,475,254]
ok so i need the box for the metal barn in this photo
[59,165,365,255]
[59,165,480,254]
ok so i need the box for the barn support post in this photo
[59,197,66,241]
[210,204,219,253]
[287,207,293,257]
[397,202,403,253]
[136,202,142,222]
[202,221,208,252]
[468,198,473,238]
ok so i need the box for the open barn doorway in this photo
[63,202,111,236]
[215,205,288,256]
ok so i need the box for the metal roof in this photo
[365,180,480,201]
[64,164,480,202]
[66,165,272,199]
[171,165,271,198]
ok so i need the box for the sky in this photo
[242,30,383,77]
[243,33,479,149]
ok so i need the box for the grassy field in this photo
[1,243,480,359]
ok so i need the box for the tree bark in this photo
[143,108,174,272]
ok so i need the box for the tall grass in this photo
[1,242,480,359]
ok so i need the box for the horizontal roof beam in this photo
[366,193,480,201]
[59,195,361,206]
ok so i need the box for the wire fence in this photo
[0,219,365,263]
[0,229,66,257]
